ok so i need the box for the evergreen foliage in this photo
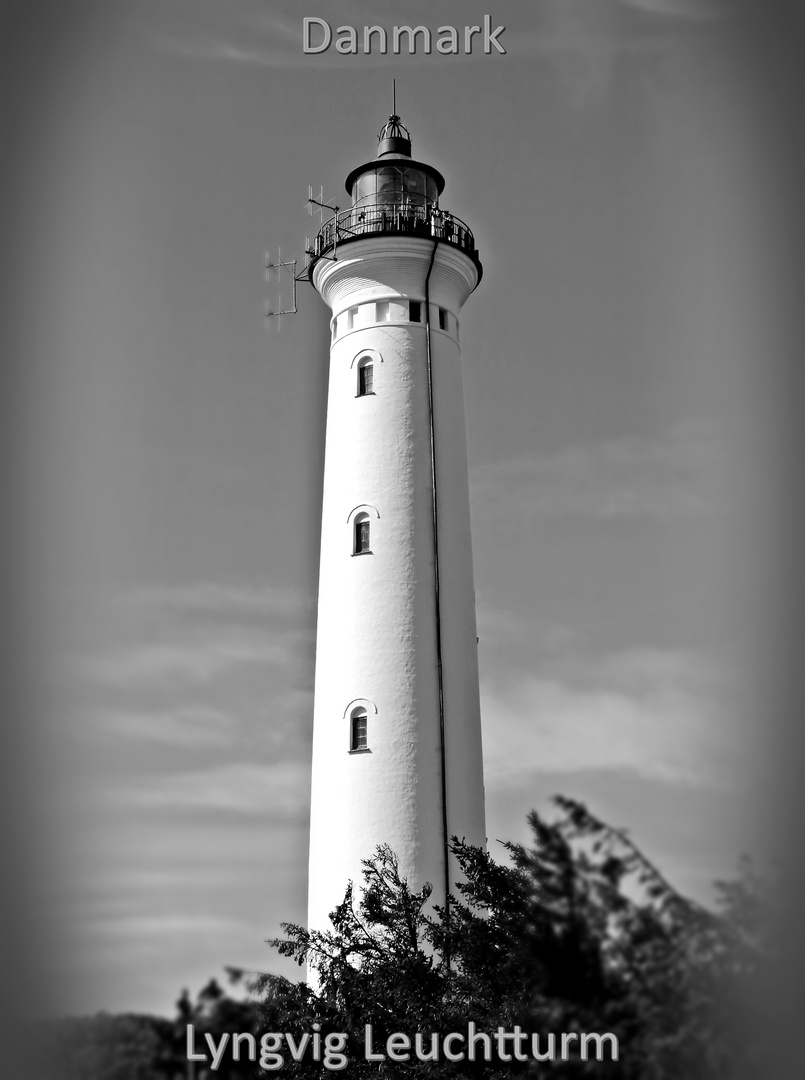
[257,798,770,1078]
[48,800,770,1078]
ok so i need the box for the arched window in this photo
[350,707,368,751]
[357,357,374,396]
[353,512,371,555]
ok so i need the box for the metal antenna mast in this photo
[264,186,340,324]
[264,248,299,325]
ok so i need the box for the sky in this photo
[4,0,787,1018]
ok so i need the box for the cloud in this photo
[81,629,299,688]
[476,603,579,653]
[509,0,727,109]
[119,582,313,620]
[155,37,295,68]
[78,706,238,747]
[152,2,304,69]
[76,579,313,689]
[78,913,244,941]
[97,761,311,817]
[481,646,748,789]
[471,422,736,523]
[619,0,727,19]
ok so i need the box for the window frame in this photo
[349,708,369,752]
[357,358,374,397]
[353,514,371,555]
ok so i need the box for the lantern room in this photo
[345,115,445,213]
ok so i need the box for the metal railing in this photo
[312,201,478,262]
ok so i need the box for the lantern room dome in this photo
[377,113,412,158]
[344,112,445,199]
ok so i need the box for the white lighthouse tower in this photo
[307,111,486,938]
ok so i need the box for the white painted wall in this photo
[307,236,486,944]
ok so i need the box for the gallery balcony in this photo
[309,200,482,281]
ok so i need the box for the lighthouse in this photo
[306,112,486,939]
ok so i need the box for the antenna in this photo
[264,248,298,325]
[393,78,396,116]
[307,185,339,226]
[264,185,341,324]
[306,185,340,262]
